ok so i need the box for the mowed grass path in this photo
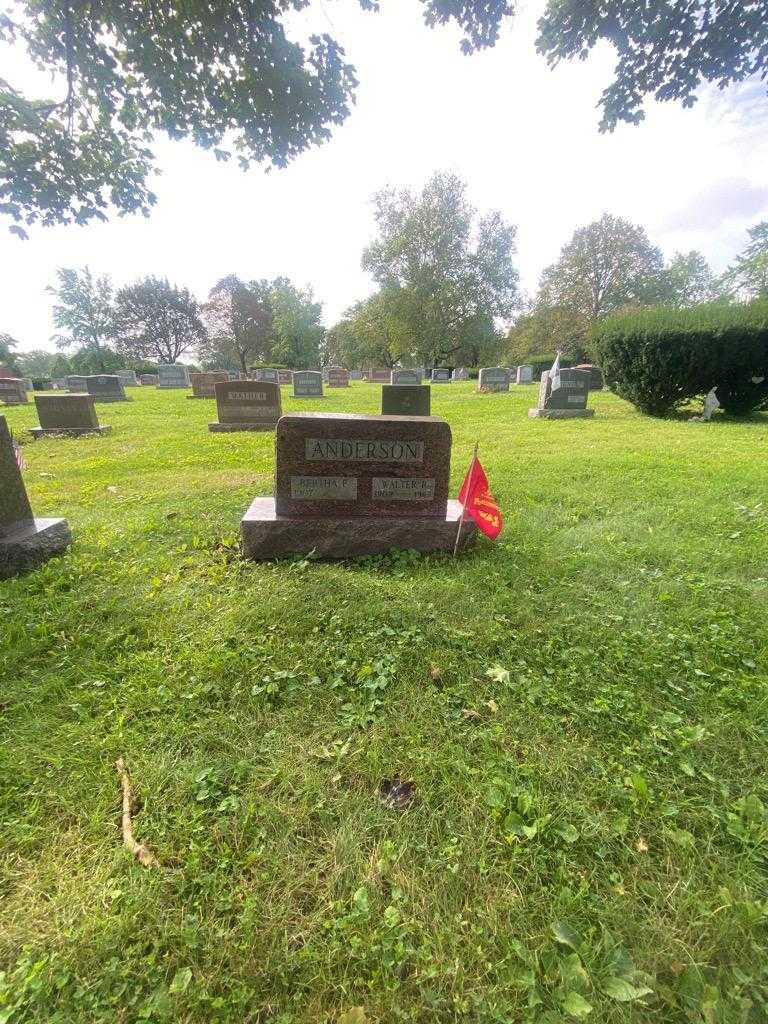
[1,384,767,1023]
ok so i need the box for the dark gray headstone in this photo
[431,368,452,383]
[478,367,510,393]
[0,416,71,578]
[66,375,88,392]
[251,367,280,383]
[31,394,111,437]
[381,384,431,416]
[293,371,323,398]
[0,378,28,405]
[529,369,594,419]
[157,364,190,388]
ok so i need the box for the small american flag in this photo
[12,435,26,471]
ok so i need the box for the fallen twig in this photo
[116,757,159,868]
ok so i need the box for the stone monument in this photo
[325,367,350,388]
[116,369,139,387]
[431,368,452,383]
[381,384,431,416]
[209,381,282,432]
[349,370,363,380]
[30,394,111,437]
[529,368,594,419]
[240,412,477,558]
[452,367,468,381]
[85,375,128,402]
[0,417,71,578]
[251,367,280,383]
[478,367,510,393]
[367,368,390,383]
[189,371,229,398]
[139,373,159,386]
[516,365,534,384]
[66,375,88,392]
[278,369,293,385]
[0,378,28,405]
[157,364,190,388]
[391,368,423,385]
[574,364,604,390]
[293,371,324,398]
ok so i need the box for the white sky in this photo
[2,0,767,352]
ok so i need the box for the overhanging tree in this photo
[115,276,207,365]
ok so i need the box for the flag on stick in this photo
[453,444,503,554]
[550,349,561,376]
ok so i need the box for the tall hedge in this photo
[593,302,768,417]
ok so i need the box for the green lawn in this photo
[1,383,767,1023]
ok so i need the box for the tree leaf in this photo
[602,976,653,1002]
[169,967,192,994]
[561,991,593,1017]
[551,920,582,951]
[338,1008,366,1024]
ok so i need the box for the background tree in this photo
[505,304,585,363]
[722,222,768,300]
[115,276,207,365]
[0,332,21,372]
[269,278,324,368]
[49,266,115,371]
[661,251,721,308]
[49,352,72,377]
[202,276,274,375]
[362,171,518,367]
[536,1,768,131]
[537,214,665,360]
[16,349,57,377]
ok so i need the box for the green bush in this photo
[593,302,768,417]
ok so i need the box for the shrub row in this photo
[593,301,768,416]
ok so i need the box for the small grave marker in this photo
[381,384,431,416]
[478,367,510,393]
[209,381,282,431]
[391,368,423,385]
[516,365,534,384]
[0,378,28,405]
[529,368,594,419]
[85,375,128,402]
[30,394,111,437]
[157,364,190,388]
[189,371,229,398]
[293,371,324,398]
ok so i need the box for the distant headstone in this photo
[574,364,604,390]
[20,378,33,392]
[30,394,111,437]
[293,370,324,398]
[452,367,468,381]
[189,371,229,398]
[0,366,15,379]
[391,368,423,385]
[116,369,138,387]
[326,367,350,388]
[381,384,431,416]
[367,368,391,383]
[85,375,128,402]
[241,412,476,558]
[0,416,71,578]
[139,374,159,386]
[66,375,88,392]
[278,369,293,385]
[52,378,68,390]
[529,368,594,419]
[0,378,28,405]
[478,367,510,393]
[209,381,282,431]
[431,368,452,383]
[516,365,534,384]
[349,370,363,380]
[251,367,280,383]
[157,364,190,388]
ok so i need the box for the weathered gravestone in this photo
[0,366,15,378]
[139,374,159,386]
[251,367,280,383]
[529,368,594,419]
[478,367,510,393]
[325,366,350,387]
[293,370,324,398]
[391,368,423,385]
[30,395,111,437]
[278,369,293,385]
[66,375,88,392]
[116,369,138,387]
[0,416,71,579]
[431,368,452,383]
[516,365,534,384]
[157,364,190,388]
[367,368,391,383]
[452,367,468,381]
[349,370,363,380]
[381,384,431,416]
[209,381,282,431]
[0,378,28,405]
[189,371,229,398]
[240,412,476,558]
[52,378,68,390]
[21,378,33,392]
[574,364,604,390]
[86,375,128,402]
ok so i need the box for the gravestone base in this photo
[29,425,112,438]
[209,421,275,432]
[91,396,130,403]
[241,497,477,559]
[0,518,72,580]
[187,395,214,399]
[528,408,595,419]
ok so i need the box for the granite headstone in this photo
[431,368,452,383]
[116,369,139,387]
[86,375,128,402]
[367,368,391,383]
[391,368,423,385]
[452,367,468,381]
[189,371,229,398]
[326,367,350,388]
[529,368,594,419]
[478,367,510,393]
[293,370,324,398]
[139,374,159,386]
[251,367,280,383]
[209,381,282,431]
[516,365,534,384]
[30,394,111,437]
[278,369,293,385]
[381,384,431,416]
[0,378,28,405]
[157,364,190,388]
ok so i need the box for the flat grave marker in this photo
[381,384,431,416]
[209,381,282,432]
[30,394,111,437]
[241,412,476,558]
[0,416,71,578]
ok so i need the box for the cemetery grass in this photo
[1,384,767,1024]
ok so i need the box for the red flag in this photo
[457,454,503,540]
